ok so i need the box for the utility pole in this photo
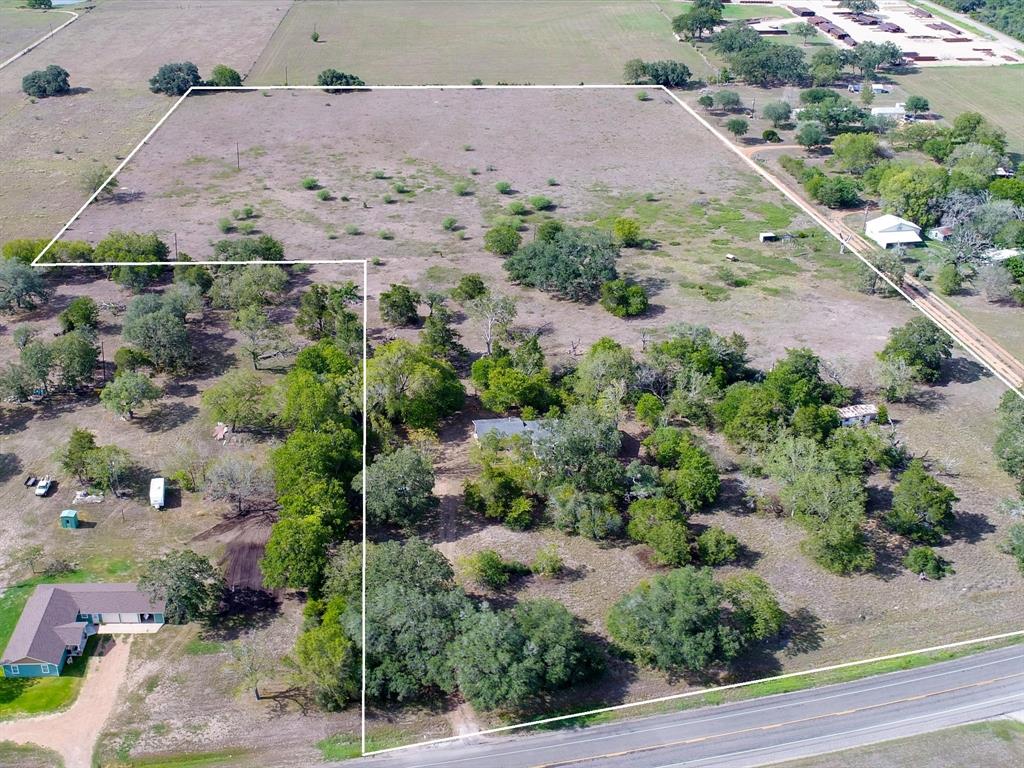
[236,142,240,170]
[173,232,178,259]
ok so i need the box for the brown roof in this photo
[1,583,164,666]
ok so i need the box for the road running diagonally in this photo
[351,645,1024,768]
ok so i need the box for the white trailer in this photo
[149,477,165,509]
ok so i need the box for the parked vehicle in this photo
[35,476,53,497]
[149,477,165,510]
[24,475,37,487]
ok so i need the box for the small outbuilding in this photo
[837,404,878,427]
[927,225,954,242]
[865,214,922,249]
[758,232,778,243]
[59,509,79,529]
[472,418,550,443]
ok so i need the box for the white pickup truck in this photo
[35,476,53,497]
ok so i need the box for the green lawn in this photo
[317,728,410,760]
[247,0,712,85]
[666,2,792,20]
[116,750,253,768]
[0,635,98,720]
[891,65,1024,156]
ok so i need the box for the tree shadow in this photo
[0,405,35,434]
[939,357,989,386]
[780,607,824,658]
[0,452,23,483]
[139,401,199,433]
[206,587,281,641]
[951,510,996,544]
[902,387,945,412]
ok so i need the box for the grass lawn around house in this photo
[317,727,410,760]
[0,635,99,720]
[115,750,254,768]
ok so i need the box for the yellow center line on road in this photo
[528,672,1024,768]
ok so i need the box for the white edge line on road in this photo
[23,83,1024,756]
[386,654,1024,768]
[651,692,1024,768]
[0,9,78,71]
[360,631,1024,757]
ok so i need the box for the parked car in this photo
[35,475,53,497]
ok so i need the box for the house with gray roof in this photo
[472,417,550,442]
[1,583,165,678]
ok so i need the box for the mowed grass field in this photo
[246,0,710,85]
[665,1,792,20]
[892,65,1024,155]
[0,5,70,64]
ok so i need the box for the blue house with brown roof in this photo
[1,583,165,678]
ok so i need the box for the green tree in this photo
[627,497,690,566]
[726,118,749,139]
[233,305,289,370]
[534,406,623,493]
[762,101,792,128]
[607,566,743,673]
[1000,523,1024,575]
[316,69,365,87]
[672,6,722,40]
[379,284,421,326]
[260,512,332,591]
[904,95,929,115]
[461,549,524,590]
[505,227,619,303]
[139,550,224,624]
[714,90,742,111]
[58,428,98,482]
[723,573,785,642]
[200,369,271,432]
[696,526,740,565]
[367,340,466,429]
[58,297,99,333]
[886,459,957,544]
[995,391,1024,486]
[635,393,664,428]
[100,371,161,420]
[0,260,48,312]
[903,546,953,579]
[832,133,879,174]
[796,121,828,151]
[149,62,202,95]
[600,279,648,317]
[791,21,817,46]
[360,446,437,529]
[878,317,952,385]
[50,331,98,390]
[21,64,70,98]
[295,596,358,709]
[878,164,948,227]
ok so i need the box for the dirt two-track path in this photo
[734,139,1024,393]
[0,636,131,768]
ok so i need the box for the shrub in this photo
[600,279,648,317]
[637,90,650,101]
[378,230,394,240]
[547,178,558,186]
[612,217,642,247]
[1000,523,1024,574]
[508,201,528,216]
[149,62,201,96]
[316,69,364,87]
[726,118,749,138]
[696,526,740,565]
[301,177,320,190]
[345,225,360,236]
[470,78,483,86]
[316,189,331,201]
[903,546,953,579]
[935,262,963,295]
[714,90,742,110]
[382,193,395,204]
[529,195,554,211]
[484,222,522,255]
[451,274,487,302]
[442,216,458,231]
[232,205,255,220]
[635,393,664,428]
[393,182,409,194]
[372,169,387,179]
[531,544,564,577]
[462,549,526,590]
[113,346,153,375]
[813,176,859,208]
[495,181,513,195]
[762,129,781,143]
[22,64,70,98]
[208,64,242,87]
[453,180,472,196]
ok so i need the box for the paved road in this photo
[353,645,1024,768]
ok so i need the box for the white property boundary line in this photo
[24,84,1024,756]
[0,8,79,71]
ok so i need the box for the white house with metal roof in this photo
[865,215,922,249]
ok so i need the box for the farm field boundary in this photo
[24,84,1022,756]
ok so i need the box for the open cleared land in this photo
[0,0,291,241]
[0,264,367,767]
[247,0,710,86]
[51,87,1023,745]
[0,6,72,65]
[774,719,1024,768]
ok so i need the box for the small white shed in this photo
[149,477,165,510]
[837,404,878,427]
[865,215,922,249]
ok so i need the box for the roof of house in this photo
[837,404,878,419]
[866,214,921,233]
[472,418,551,441]
[1,583,164,666]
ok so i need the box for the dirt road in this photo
[0,636,131,768]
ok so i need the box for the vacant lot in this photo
[52,87,1023,744]
[0,5,72,64]
[0,0,290,240]
[247,0,708,85]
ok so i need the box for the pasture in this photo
[50,86,1024,744]
[246,0,709,85]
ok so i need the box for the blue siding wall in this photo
[2,656,64,678]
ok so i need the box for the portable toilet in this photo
[59,509,79,529]
[149,477,165,510]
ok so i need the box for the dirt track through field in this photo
[0,636,130,768]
